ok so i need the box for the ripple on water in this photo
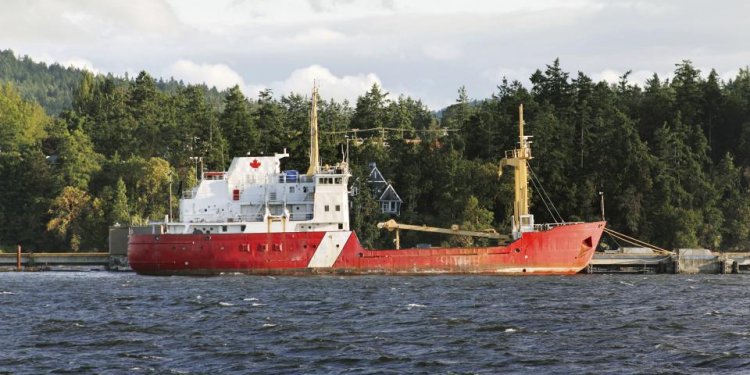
[2,272,750,373]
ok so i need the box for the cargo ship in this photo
[128,87,605,275]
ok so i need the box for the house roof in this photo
[367,163,387,184]
[378,184,403,202]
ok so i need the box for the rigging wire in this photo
[527,170,559,224]
[603,228,674,255]
[526,162,565,223]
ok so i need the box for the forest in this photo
[1,49,749,252]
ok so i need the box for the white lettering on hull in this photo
[307,231,351,268]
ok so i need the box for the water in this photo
[1,272,750,374]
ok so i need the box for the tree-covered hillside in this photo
[0,53,749,252]
[0,49,227,115]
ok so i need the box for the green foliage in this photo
[0,82,47,151]
[56,128,103,189]
[220,85,258,164]
[110,178,130,225]
[47,186,92,251]
[448,195,495,247]
[3,52,750,252]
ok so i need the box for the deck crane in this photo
[377,219,511,249]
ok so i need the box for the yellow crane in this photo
[377,104,531,248]
[377,219,511,249]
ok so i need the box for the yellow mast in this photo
[499,104,533,235]
[306,82,319,176]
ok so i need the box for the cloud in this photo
[24,52,100,74]
[0,0,183,43]
[6,0,750,112]
[248,65,381,103]
[165,60,247,90]
[591,69,624,84]
[291,28,347,44]
[482,67,535,86]
[423,44,462,61]
[61,58,100,74]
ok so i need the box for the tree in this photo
[47,186,91,251]
[132,157,173,223]
[0,82,48,152]
[672,60,703,127]
[449,195,495,247]
[0,146,61,250]
[351,83,389,136]
[280,93,310,169]
[55,128,103,189]
[530,58,574,112]
[110,177,130,225]
[714,154,750,250]
[255,88,286,155]
[219,85,257,163]
[128,71,173,158]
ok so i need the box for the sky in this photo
[1,0,749,109]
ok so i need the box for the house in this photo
[367,162,403,215]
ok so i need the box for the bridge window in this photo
[325,205,330,212]
[335,205,341,211]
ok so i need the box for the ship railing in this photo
[533,222,583,231]
[276,174,315,184]
[203,171,226,180]
[504,148,532,159]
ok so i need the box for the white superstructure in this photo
[168,152,351,235]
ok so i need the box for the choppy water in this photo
[1,272,749,374]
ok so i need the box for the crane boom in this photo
[377,219,511,249]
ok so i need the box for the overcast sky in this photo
[2,0,749,109]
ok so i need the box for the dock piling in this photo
[16,243,21,272]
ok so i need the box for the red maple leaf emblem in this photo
[250,159,261,169]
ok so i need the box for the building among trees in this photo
[367,162,403,215]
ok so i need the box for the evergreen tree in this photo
[110,177,130,225]
[219,85,257,163]
[351,83,389,136]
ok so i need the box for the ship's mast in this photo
[306,83,320,176]
[516,104,530,220]
[499,104,533,237]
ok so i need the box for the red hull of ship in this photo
[128,222,605,276]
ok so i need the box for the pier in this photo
[0,252,110,269]
[584,248,750,274]
[0,226,145,271]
